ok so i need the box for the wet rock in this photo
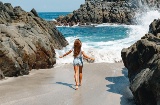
[0,2,68,77]
[121,19,160,105]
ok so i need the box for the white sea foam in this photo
[52,19,57,22]
[55,10,160,64]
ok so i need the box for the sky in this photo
[1,0,85,12]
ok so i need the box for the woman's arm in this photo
[59,50,72,58]
[82,51,95,60]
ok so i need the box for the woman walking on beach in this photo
[59,39,94,90]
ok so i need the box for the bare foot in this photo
[75,83,79,90]
[75,85,78,90]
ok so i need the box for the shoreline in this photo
[0,62,123,82]
[0,63,135,105]
[54,22,136,27]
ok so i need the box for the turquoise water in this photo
[38,12,71,21]
[56,24,133,63]
[38,12,129,42]
[57,26,129,43]
[38,12,129,43]
[38,12,155,63]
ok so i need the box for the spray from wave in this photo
[55,10,160,64]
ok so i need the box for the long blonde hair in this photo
[73,39,82,58]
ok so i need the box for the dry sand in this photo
[0,63,135,105]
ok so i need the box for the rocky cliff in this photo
[0,2,68,78]
[56,0,136,26]
[121,19,160,105]
[55,0,160,26]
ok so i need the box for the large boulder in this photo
[121,19,160,105]
[0,2,68,78]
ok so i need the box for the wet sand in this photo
[0,63,135,105]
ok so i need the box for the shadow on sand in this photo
[56,82,76,90]
[105,68,136,105]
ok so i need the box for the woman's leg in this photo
[79,66,83,86]
[74,65,79,89]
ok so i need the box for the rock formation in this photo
[0,2,68,78]
[121,19,160,105]
[55,0,160,26]
[56,0,136,26]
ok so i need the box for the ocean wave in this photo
[55,10,160,64]
[55,23,132,28]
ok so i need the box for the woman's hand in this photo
[59,56,63,58]
[86,57,95,63]
[90,57,95,61]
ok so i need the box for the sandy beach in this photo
[0,63,135,105]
